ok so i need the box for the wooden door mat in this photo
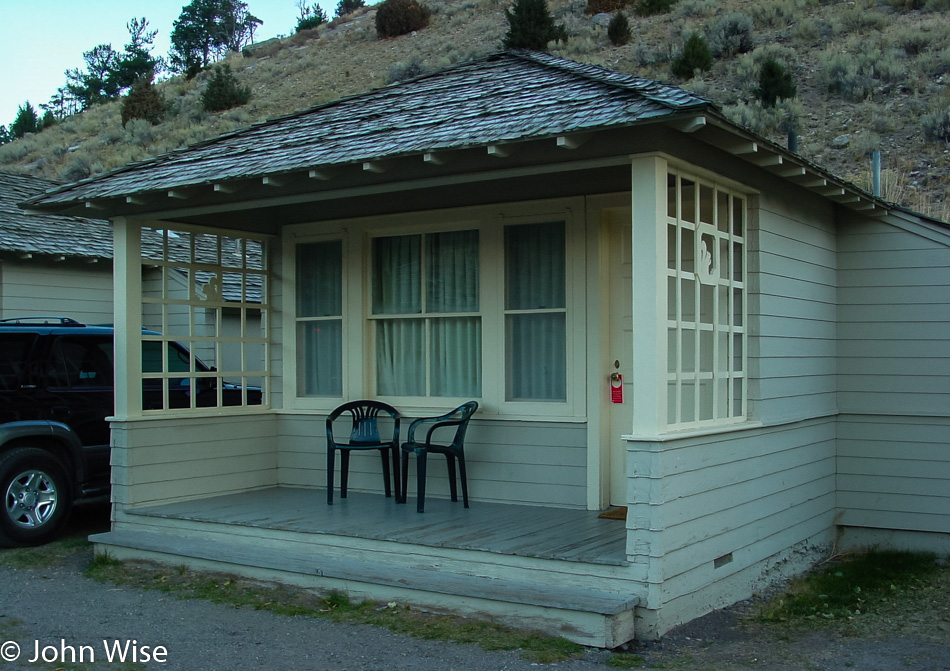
[598,506,627,520]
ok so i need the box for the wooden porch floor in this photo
[127,486,629,566]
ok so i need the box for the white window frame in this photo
[139,221,270,414]
[284,199,587,419]
[665,168,748,429]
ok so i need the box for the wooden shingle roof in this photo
[0,171,113,259]
[24,51,710,210]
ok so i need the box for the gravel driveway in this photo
[1,505,948,671]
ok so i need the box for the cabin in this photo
[22,51,950,647]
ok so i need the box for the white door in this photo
[606,209,634,507]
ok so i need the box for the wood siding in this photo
[751,193,838,424]
[627,417,836,631]
[111,413,279,507]
[0,258,113,323]
[836,216,950,539]
[278,415,588,508]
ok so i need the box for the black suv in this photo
[0,317,261,547]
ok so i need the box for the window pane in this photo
[297,241,342,318]
[506,313,566,401]
[430,317,481,396]
[426,230,479,313]
[373,235,421,314]
[505,222,565,310]
[376,319,424,396]
[297,320,342,396]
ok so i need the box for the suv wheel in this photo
[0,448,72,547]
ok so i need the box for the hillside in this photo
[1,0,949,220]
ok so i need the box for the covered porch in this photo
[92,487,639,647]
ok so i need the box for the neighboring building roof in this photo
[0,171,113,259]
[24,51,709,208]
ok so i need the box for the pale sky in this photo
[1,0,337,128]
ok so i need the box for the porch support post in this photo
[113,217,142,419]
[630,155,668,436]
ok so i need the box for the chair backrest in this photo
[327,400,400,445]
[446,401,478,449]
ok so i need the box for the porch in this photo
[92,487,641,647]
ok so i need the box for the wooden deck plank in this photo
[129,487,628,565]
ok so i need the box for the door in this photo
[606,209,634,507]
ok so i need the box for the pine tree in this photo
[607,12,631,46]
[503,0,568,51]
[755,58,796,108]
[10,102,40,139]
[671,33,712,80]
[201,64,251,112]
[122,71,165,126]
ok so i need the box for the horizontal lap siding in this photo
[837,219,950,417]
[629,418,836,614]
[278,415,587,508]
[836,219,950,538]
[112,414,279,507]
[838,414,950,534]
[751,197,838,424]
[1,259,114,323]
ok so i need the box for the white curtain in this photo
[297,241,342,396]
[505,222,566,401]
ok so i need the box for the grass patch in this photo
[757,549,942,623]
[606,652,646,667]
[84,557,584,663]
[0,535,92,570]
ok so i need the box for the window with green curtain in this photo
[373,230,481,397]
[504,221,567,401]
[296,240,343,396]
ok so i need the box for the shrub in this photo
[336,0,365,16]
[386,58,432,83]
[200,65,251,112]
[671,33,712,79]
[608,12,632,46]
[706,12,754,58]
[296,4,328,32]
[922,106,950,143]
[754,57,796,107]
[121,73,165,127]
[634,0,676,16]
[503,0,568,50]
[375,0,431,38]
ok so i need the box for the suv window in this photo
[47,337,114,389]
[0,334,37,391]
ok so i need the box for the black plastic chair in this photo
[326,400,401,505]
[400,401,478,513]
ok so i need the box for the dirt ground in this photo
[2,504,948,671]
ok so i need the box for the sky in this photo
[1,0,337,128]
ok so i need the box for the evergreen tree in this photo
[755,58,796,108]
[503,0,568,51]
[10,102,40,138]
[607,12,631,46]
[121,71,165,126]
[671,33,712,80]
[65,44,122,108]
[0,125,11,144]
[170,0,260,77]
[295,1,328,31]
[200,64,251,112]
[113,18,163,91]
[336,0,365,16]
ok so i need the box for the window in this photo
[371,229,481,398]
[505,222,567,401]
[666,171,746,428]
[296,240,343,396]
[140,225,269,411]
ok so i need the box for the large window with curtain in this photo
[371,229,481,398]
[296,240,343,396]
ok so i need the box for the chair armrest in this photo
[406,413,460,446]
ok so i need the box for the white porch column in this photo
[113,217,142,419]
[630,155,668,436]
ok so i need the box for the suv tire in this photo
[0,448,72,547]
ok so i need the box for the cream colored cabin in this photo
[23,52,950,646]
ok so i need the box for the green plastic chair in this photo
[326,400,402,504]
[400,401,478,513]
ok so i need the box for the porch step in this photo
[91,529,639,617]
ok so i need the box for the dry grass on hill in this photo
[1,0,948,220]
